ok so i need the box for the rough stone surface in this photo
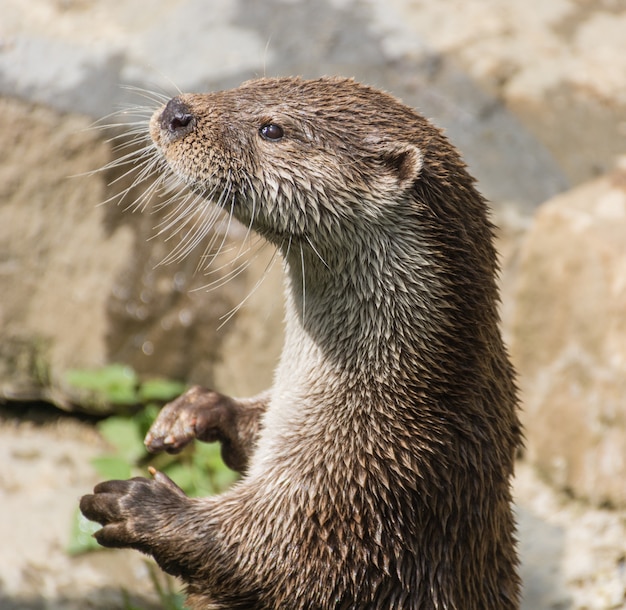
[0,97,132,405]
[515,460,626,610]
[511,163,626,508]
[378,0,626,183]
[0,408,165,610]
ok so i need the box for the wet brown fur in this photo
[80,77,522,609]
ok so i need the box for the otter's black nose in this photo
[160,98,195,136]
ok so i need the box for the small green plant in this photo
[66,365,238,608]
[63,364,142,412]
[119,563,186,610]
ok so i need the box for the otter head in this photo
[149,77,425,251]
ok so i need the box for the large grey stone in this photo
[376,0,626,184]
[511,164,626,507]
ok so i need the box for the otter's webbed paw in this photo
[144,386,253,472]
[80,469,188,557]
[144,385,235,454]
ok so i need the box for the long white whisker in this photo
[125,176,165,213]
[304,234,330,270]
[200,257,254,292]
[205,187,236,268]
[156,197,216,264]
[300,243,306,323]
[70,140,154,179]
[201,247,251,277]
[192,177,234,265]
[201,234,264,276]
[120,84,173,105]
[87,88,282,335]
[104,148,157,179]
[236,173,257,258]
[171,206,220,264]
[284,234,293,261]
[195,236,267,291]
[216,242,280,329]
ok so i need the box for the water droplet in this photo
[113,284,130,300]
[174,271,186,291]
[179,308,193,326]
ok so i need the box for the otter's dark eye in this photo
[259,124,284,141]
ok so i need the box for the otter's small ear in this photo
[380,143,423,189]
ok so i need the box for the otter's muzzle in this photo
[159,97,195,139]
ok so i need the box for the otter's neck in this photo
[280,227,450,385]
[274,189,503,403]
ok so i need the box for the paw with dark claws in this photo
[144,385,259,472]
[145,386,234,454]
[80,468,189,562]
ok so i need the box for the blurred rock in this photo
[380,0,626,184]
[0,97,283,410]
[511,162,626,507]
[0,97,127,407]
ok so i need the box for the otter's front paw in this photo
[79,469,187,552]
[144,385,235,454]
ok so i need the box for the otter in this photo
[80,77,521,609]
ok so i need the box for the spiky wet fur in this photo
[99,77,521,608]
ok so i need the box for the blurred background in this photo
[0,0,625,608]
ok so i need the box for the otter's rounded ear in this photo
[380,143,423,189]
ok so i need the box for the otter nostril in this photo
[160,98,195,135]
[170,114,192,130]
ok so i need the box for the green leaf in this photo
[194,440,222,466]
[97,416,146,463]
[134,403,161,439]
[212,464,239,492]
[139,378,186,403]
[64,364,139,406]
[146,562,187,609]
[192,442,239,495]
[90,454,133,480]
[162,462,196,496]
[67,508,101,555]
[121,589,144,610]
